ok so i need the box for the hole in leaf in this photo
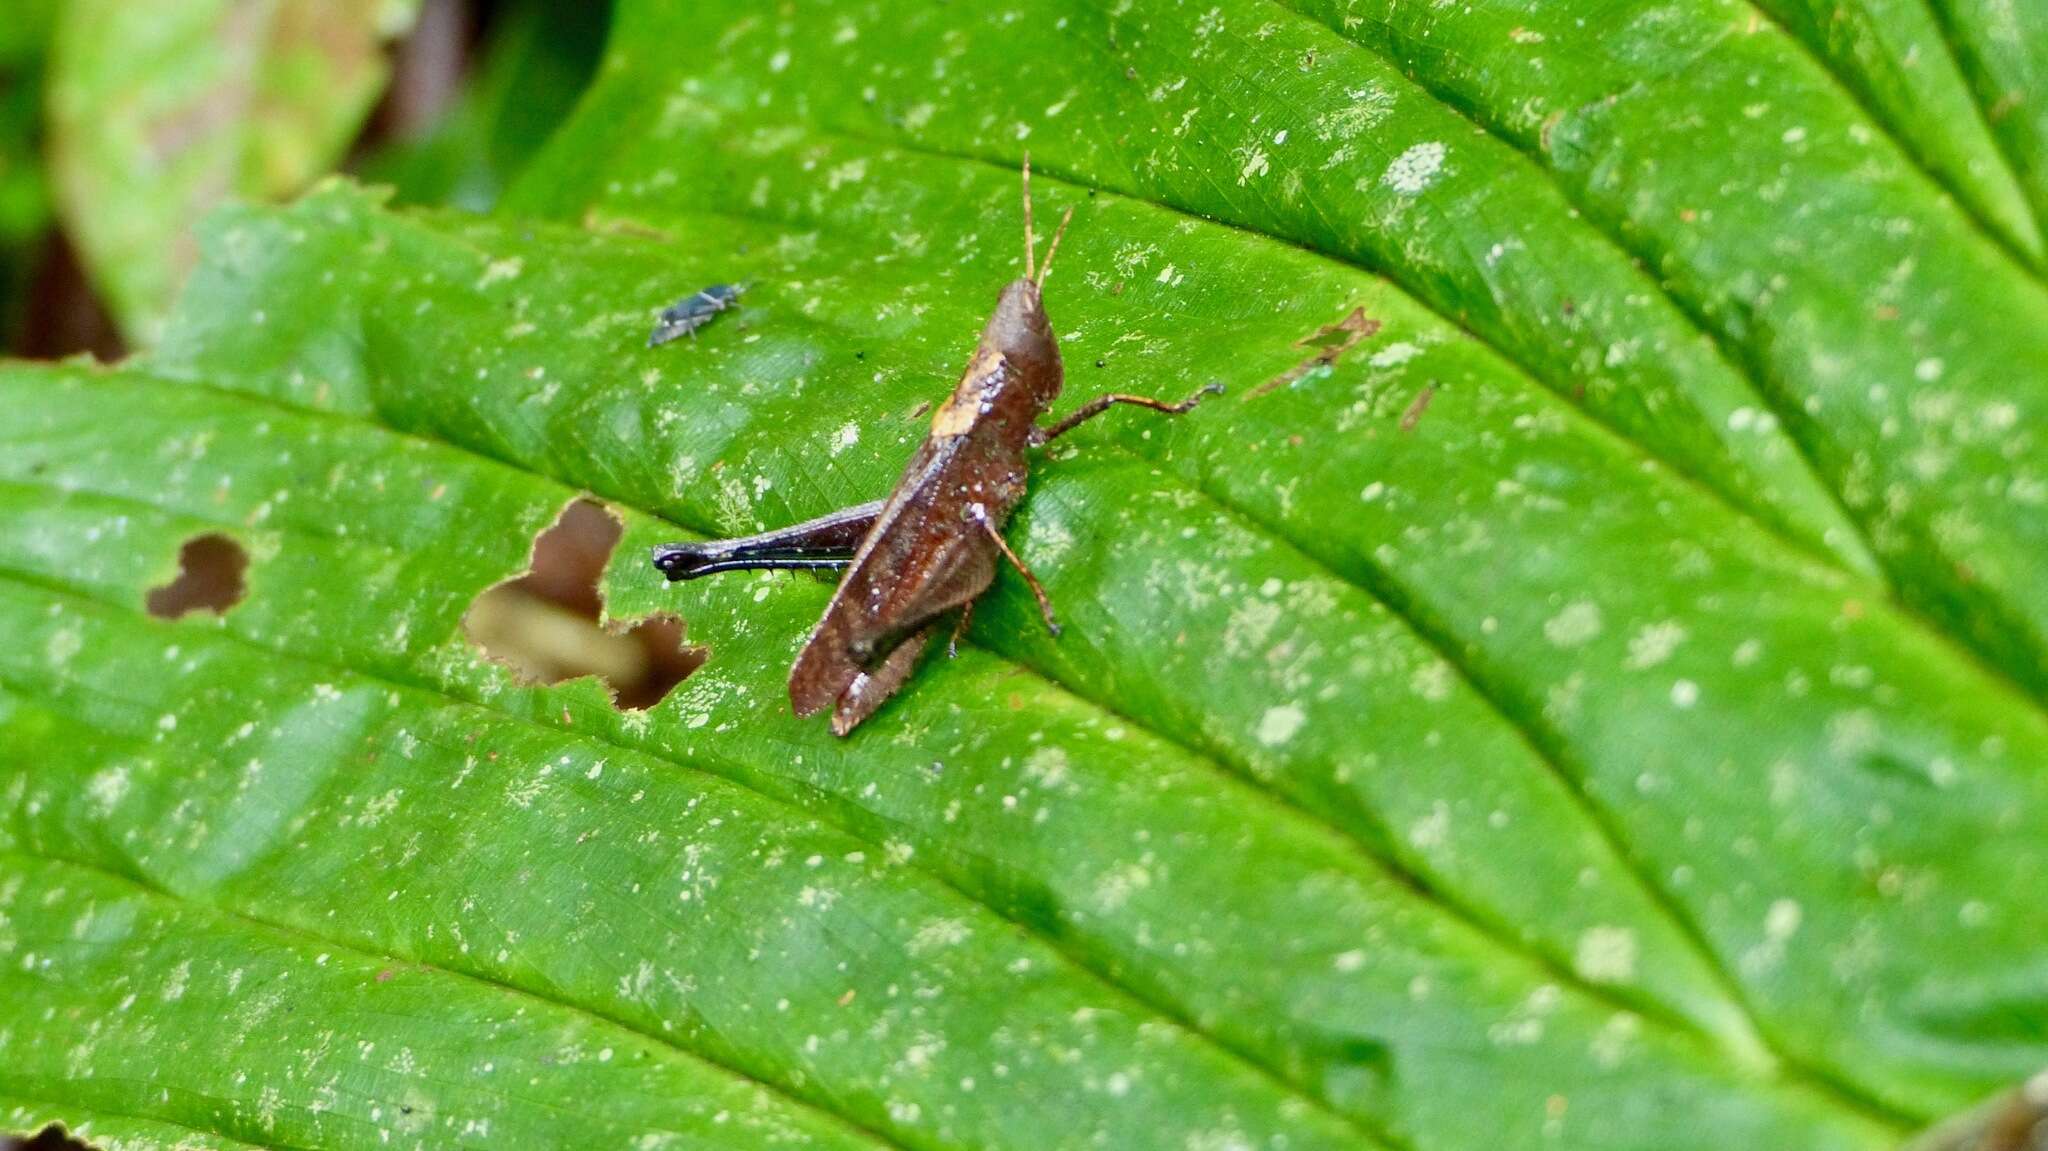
[145,533,249,619]
[464,498,702,711]
[13,1126,97,1151]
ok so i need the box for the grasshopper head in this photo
[986,278,1064,409]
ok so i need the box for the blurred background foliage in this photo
[0,0,611,361]
[0,0,59,355]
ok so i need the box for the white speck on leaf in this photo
[1544,601,1603,647]
[86,767,129,814]
[1256,704,1306,746]
[1408,802,1451,849]
[162,959,191,1002]
[1766,899,1803,940]
[1369,342,1421,368]
[1625,621,1687,669]
[1575,926,1638,982]
[1237,145,1270,184]
[826,159,868,189]
[1381,142,1447,194]
[476,257,523,288]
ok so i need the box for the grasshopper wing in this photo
[788,464,997,723]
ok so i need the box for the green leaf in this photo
[45,0,422,343]
[0,843,881,1151]
[1746,0,2044,266]
[1929,0,2048,244]
[4,1,2046,1149]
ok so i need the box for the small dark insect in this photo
[647,282,745,347]
[653,158,1221,735]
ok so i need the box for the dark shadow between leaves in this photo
[465,497,702,711]
[144,533,249,619]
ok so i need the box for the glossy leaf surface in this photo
[4,1,2046,1148]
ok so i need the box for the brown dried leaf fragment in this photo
[1400,382,1438,432]
[1250,307,1381,396]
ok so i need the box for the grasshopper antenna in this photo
[1035,206,1075,287]
[1021,152,1075,287]
[1022,153,1036,283]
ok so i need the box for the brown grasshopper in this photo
[652,160,1220,734]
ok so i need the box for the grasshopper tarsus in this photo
[946,602,975,658]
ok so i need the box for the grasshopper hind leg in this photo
[830,623,935,736]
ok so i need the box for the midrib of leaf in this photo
[0,530,1389,1151]
[0,844,900,1151]
[0,6,2023,1138]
